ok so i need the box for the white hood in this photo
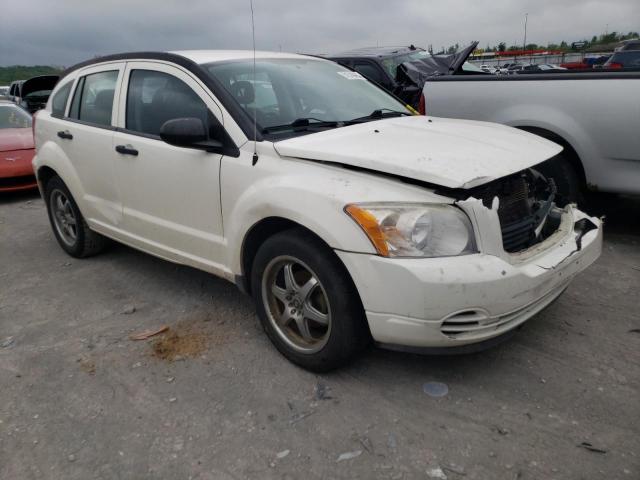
[273,115,562,189]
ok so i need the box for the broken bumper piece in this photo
[336,205,602,349]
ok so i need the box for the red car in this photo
[0,101,37,192]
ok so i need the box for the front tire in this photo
[44,175,107,258]
[251,228,369,372]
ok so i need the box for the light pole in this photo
[523,13,528,52]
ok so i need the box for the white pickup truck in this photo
[421,71,640,202]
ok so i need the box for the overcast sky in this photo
[1,0,638,66]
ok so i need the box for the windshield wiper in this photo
[262,117,339,134]
[345,109,412,125]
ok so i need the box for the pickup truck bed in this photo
[423,71,640,197]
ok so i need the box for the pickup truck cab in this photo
[33,51,602,371]
[422,70,640,200]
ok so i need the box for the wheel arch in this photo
[515,126,587,186]
[238,216,363,312]
[36,165,58,193]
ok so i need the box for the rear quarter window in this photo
[51,81,73,117]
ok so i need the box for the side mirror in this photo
[159,116,240,157]
[159,117,209,148]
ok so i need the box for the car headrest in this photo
[154,89,204,117]
[229,80,254,105]
[94,89,115,110]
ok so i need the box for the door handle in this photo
[115,144,139,156]
[57,130,73,140]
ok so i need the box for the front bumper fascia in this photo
[336,205,602,349]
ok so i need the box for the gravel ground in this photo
[1,190,639,480]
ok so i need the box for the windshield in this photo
[379,50,430,78]
[206,58,409,138]
[0,105,32,128]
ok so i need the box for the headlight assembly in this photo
[345,203,477,258]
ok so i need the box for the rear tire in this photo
[251,228,369,372]
[44,175,107,258]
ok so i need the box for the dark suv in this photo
[327,43,484,109]
[327,46,428,107]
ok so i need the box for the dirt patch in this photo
[151,330,209,361]
[77,357,96,375]
[149,311,230,361]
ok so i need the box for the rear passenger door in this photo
[112,62,225,272]
[56,63,125,229]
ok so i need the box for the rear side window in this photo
[69,70,118,126]
[125,69,208,136]
[51,81,73,117]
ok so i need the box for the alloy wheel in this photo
[50,189,78,247]
[261,256,332,353]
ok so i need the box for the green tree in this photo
[0,66,63,85]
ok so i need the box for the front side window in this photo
[51,81,72,117]
[69,70,118,126]
[126,69,209,136]
[206,58,409,139]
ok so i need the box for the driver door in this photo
[112,61,226,273]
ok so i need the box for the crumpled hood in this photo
[398,42,480,85]
[273,115,563,189]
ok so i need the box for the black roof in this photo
[328,45,423,59]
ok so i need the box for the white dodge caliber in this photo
[33,50,602,371]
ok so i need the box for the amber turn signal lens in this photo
[344,204,389,256]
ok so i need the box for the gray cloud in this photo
[1,0,638,66]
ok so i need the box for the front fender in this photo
[220,145,455,277]
[223,173,377,275]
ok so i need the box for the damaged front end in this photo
[453,168,600,259]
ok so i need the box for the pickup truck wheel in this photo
[251,228,369,371]
[535,154,583,207]
[45,176,107,258]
